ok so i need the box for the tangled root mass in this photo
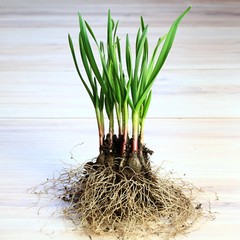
[36,136,204,239]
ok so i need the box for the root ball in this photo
[41,160,203,239]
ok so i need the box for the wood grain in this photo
[1,70,239,118]
[0,0,240,239]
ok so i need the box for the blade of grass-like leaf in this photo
[128,97,134,110]
[105,96,111,118]
[99,39,121,109]
[142,91,152,119]
[135,6,191,112]
[107,11,116,63]
[124,66,134,111]
[79,34,95,92]
[142,37,148,65]
[106,61,114,91]
[149,6,191,82]
[99,41,113,97]
[99,88,105,111]
[106,19,122,103]
[116,37,126,99]
[99,41,106,64]
[107,10,113,52]
[85,21,97,43]
[78,14,104,89]
[140,16,145,31]
[137,53,148,98]
[111,18,115,31]
[126,34,133,80]
[117,37,124,81]
[147,36,166,79]
[98,43,114,94]
[135,28,141,56]
[94,77,99,109]
[138,29,149,97]
[115,81,122,107]
[109,61,122,105]
[125,79,132,104]
[85,21,113,97]
[99,50,119,110]
[116,37,122,64]
[107,11,120,82]
[132,26,148,106]
[135,26,148,74]
[113,20,119,40]
[68,34,94,103]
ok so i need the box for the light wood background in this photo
[0,0,240,239]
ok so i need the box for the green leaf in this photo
[78,13,103,87]
[107,11,120,81]
[126,34,133,80]
[132,26,148,106]
[85,21,97,43]
[135,28,141,56]
[140,16,145,31]
[125,77,133,108]
[113,20,119,40]
[68,34,94,103]
[147,35,166,78]
[137,53,148,98]
[142,91,152,119]
[94,77,99,108]
[150,6,191,82]
[99,88,105,111]
[135,6,191,112]
[116,37,122,68]
[79,34,95,92]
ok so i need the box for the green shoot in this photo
[68,7,191,161]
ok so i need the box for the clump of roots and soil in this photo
[34,135,205,239]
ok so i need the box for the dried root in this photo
[33,159,208,240]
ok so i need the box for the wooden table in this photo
[0,0,240,239]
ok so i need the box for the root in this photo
[34,159,207,239]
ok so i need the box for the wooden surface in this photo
[0,0,240,239]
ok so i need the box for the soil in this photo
[97,134,154,174]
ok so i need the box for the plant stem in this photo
[120,101,128,156]
[109,110,114,147]
[115,103,122,136]
[139,117,145,147]
[96,108,105,153]
[139,117,145,165]
[132,111,139,153]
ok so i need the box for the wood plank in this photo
[0,26,239,71]
[1,70,239,118]
[0,0,239,71]
[0,0,239,28]
[1,0,240,239]
[1,118,240,179]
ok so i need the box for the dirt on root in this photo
[33,136,208,239]
[97,134,154,175]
